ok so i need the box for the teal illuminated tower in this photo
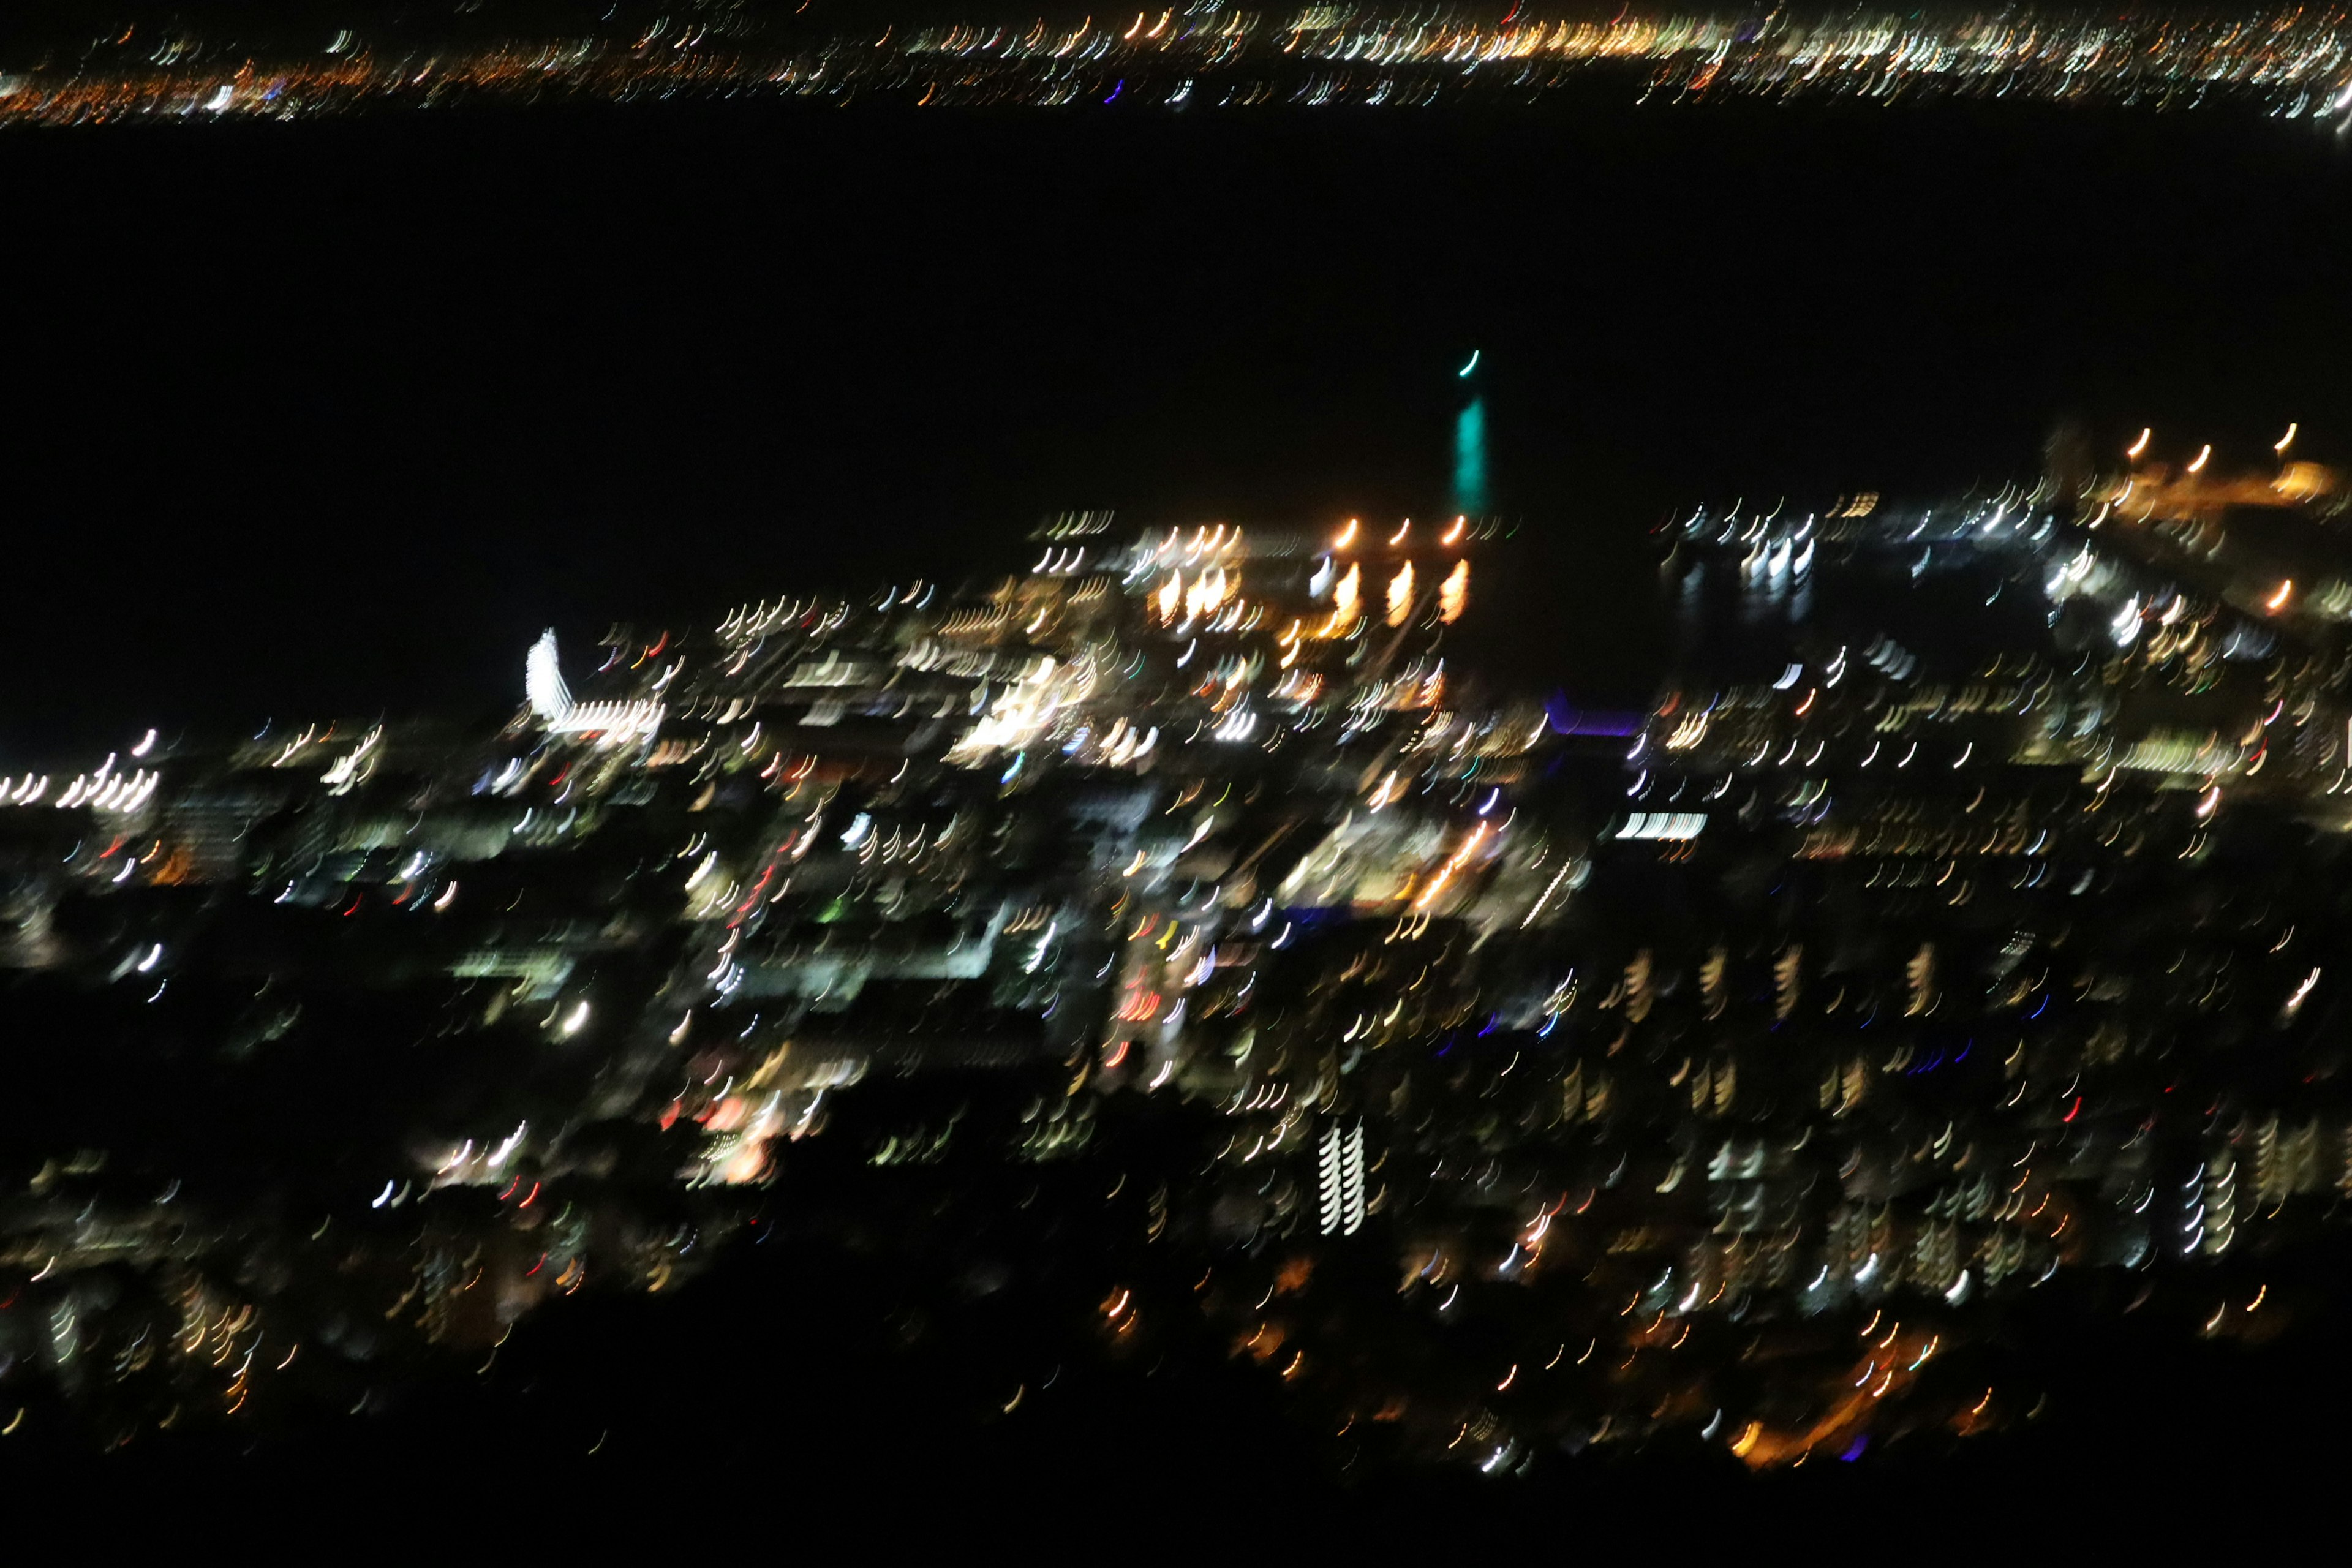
[1453,349,1489,514]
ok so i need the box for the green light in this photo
[1454,396,1489,514]
[1458,349,1480,379]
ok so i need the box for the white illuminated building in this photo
[1319,1120,1366,1237]
[526,629,663,744]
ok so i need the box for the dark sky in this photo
[6,92,2351,753]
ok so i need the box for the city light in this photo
[1,464,2343,1471]
[16,7,2352,122]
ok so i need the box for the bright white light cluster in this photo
[320,725,382,795]
[57,755,158,813]
[527,628,663,744]
[1618,812,1709,841]
[1,753,159,813]
[946,652,1101,766]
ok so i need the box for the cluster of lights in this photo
[2,750,160,813]
[24,6,2352,123]
[9,472,2350,1470]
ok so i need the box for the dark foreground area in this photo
[22,1195,2352,1536]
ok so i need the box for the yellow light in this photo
[2267,579,2294,612]
[1335,518,1359,549]
[1333,562,1360,622]
[1439,559,1469,624]
[1412,821,1491,911]
[1386,562,1415,627]
[2275,423,2298,454]
[1441,515,1466,546]
[1184,567,1231,620]
[2127,427,2151,461]
[2187,443,2212,475]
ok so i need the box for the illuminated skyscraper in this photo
[1318,1119,1365,1236]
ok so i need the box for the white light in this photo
[2286,967,2321,1016]
[1618,812,1706,841]
[526,629,574,723]
[1212,707,1259,742]
[488,1122,527,1167]
[1026,919,1059,975]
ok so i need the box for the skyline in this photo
[9,0,2352,1509]
[2,433,2352,1474]
[12,4,2352,124]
